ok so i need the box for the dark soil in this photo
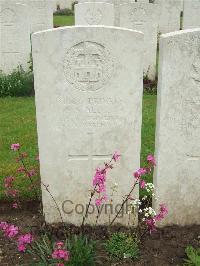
[0,201,200,266]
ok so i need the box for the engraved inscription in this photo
[130,7,147,27]
[85,8,102,25]
[63,97,125,130]
[64,41,114,91]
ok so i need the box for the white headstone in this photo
[32,26,144,226]
[153,29,200,226]
[19,0,54,33]
[183,0,200,29]
[120,3,158,80]
[28,1,53,33]
[75,2,114,26]
[76,0,134,26]
[155,0,182,33]
[0,2,31,73]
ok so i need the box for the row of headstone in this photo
[75,0,200,80]
[0,1,53,74]
[77,0,184,32]
[75,1,159,80]
[32,25,200,227]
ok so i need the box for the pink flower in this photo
[133,168,147,179]
[145,218,156,234]
[18,233,33,245]
[5,224,19,238]
[140,180,146,189]
[13,203,18,209]
[4,176,15,188]
[147,154,156,166]
[52,249,70,261]
[95,198,102,207]
[155,204,168,222]
[93,168,107,193]
[17,234,33,253]
[57,264,65,266]
[95,194,108,207]
[26,169,36,177]
[112,151,120,162]
[56,241,64,249]
[0,222,8,230]
[11,143,20,151]
[6,189,18,197]
[17,166,25,173]
[18,244,26,252]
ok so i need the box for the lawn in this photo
[53,15,75,27]
[0,95,156,199]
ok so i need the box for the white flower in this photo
[142,195,147,200]
[144,207,156,218]
[131,199,141,208]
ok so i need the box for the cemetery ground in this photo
[0,12,200,266]
[1,95,200,265]
[53,15,74,27]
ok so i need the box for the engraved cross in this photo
[68,133,112,171]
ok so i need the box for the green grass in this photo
[0,95,156,199]
[0,97,38,199]
[53,15,75,27]
[141,94,157,188]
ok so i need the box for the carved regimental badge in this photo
[130,8,147,27]
[64,41,114,91]
[85,8,102,25]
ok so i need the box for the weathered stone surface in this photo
[183,0,200,29]
[28,1,53,33]
[155,0,182,33]
[0,2,31,73]
[77,0,134,26]
[75,2,114,26]
[153,29,200,226]
[32,26,144,225]
[120,3,158,79]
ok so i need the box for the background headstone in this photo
[19,0,53,33]
[75,2,115,26]
[153,29,200,226]
[120,3,158,80]
[0,2,31,73]
[183,0,200,29]
[32,26,144,225]
[28,1,53,33]
[155,0,182,33]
